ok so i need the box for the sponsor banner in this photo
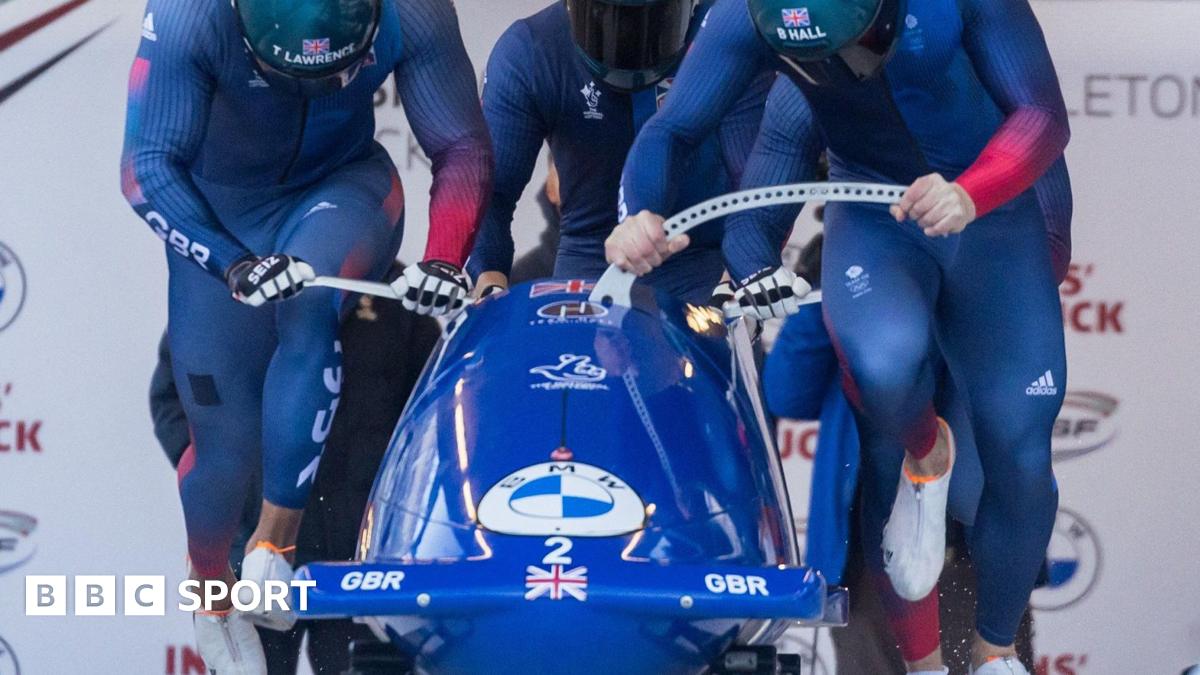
[1060,263,1125,336]
[0,384,43,454]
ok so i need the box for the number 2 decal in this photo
[542,536,573,565]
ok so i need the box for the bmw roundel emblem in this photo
[1031,507,1102,611]
[508,474,616,519]
[478,462,646,537]
[0,242,27,333]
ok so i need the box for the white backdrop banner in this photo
[0,0,1197,673]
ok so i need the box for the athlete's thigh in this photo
[820,203,942,367]
[166,252,276,440]
[278,148,406,287]
[938,197,1066,430]
[939,199,1065,392]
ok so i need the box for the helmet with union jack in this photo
[232,0,382,97]
[747,0,906,86]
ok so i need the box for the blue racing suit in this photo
[622,0,1069,647]
[120,0,491,577]
[467,1,772,303]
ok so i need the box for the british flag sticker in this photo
[525,564,588,602]
[781,8,810,27]
[303,38,331,56]
[529,279,595,298]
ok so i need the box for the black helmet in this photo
[747,0,905,86]
[232,0,382,97]
[565,0,699,92]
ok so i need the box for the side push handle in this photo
[589,182,906,308]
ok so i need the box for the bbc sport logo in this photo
[25,575,315,616]
[0,242,28,333]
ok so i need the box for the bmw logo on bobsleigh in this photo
[295,279,844,675]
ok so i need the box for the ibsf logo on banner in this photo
[1032,508,1102,611]
[0,511,38,575]
[0,634,19,675]
[1052,391,1120,461]
[0,242,28,333]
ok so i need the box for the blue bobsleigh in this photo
[295,279,844,675]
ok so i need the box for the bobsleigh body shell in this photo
[300,280,823,674]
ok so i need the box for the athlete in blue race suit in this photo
[120,0,491,669]
[614,1,1070,672]
[758,83,1072,657]
[467,0,772,304]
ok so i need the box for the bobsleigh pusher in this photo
[297,183,906,675]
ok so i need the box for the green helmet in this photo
[747,0,905,86]
[232,0,382,97]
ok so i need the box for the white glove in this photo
[735,267,813,320]
[392,261,470,316]
[709,280,735,307]
[226,254,315,307]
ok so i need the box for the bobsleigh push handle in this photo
[588,182,907,308]
[309,275,404,300]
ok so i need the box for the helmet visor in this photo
[567,0,692,77]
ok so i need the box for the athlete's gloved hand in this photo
[735,267,813,320]
[393,261,470,316]
[226,254,315,307]
[709,280,736,308]
[605,210,689,276]
[891,173,977,237]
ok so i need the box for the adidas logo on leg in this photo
[1026,370,1058,396]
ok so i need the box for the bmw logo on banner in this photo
[1032,507,1102,611]
[478,462,646,536]
[0,242,27,333]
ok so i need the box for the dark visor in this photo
[567,0,692,75]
